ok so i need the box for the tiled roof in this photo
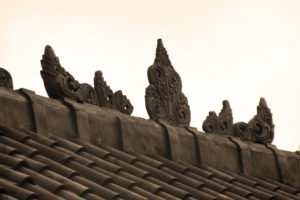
[0,124,299,200]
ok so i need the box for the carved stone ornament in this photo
[41,45,133,115]
[145,39,191,127]
[202,100,233,135]
[0,68,13,89]
[202,98,274,144]
[94,71,133,115]
[248,98,274,143]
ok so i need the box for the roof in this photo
[0,40,300,199]
[1,124,300,200]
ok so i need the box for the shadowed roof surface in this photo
[0,124,299,200]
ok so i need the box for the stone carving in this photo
[202,98,274,144]
[0,68,13,89]
[41,45,133,115]
[94,71,133,115]
[202,100,233,135]
[145,39,191,127]
[248,98,274,143]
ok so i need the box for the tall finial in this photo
[145,39,191,127]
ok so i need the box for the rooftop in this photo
[0,39,299,199]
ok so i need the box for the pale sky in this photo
[1,0,300,151]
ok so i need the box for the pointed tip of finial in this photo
[154,38,171,67]
[259,97,267,108]
[157,38,162,44]
[222,100,230,108]
[44,45,56,58]
[156,38,164,50]
[95,70,103,77]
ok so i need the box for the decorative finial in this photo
[41,46,133,115]
[145,39,191,127]
[202,98,274,144]
[248,98,274,143]
[202,100,233,134]
[94,71,133,115]
[41,45,96,103]
[0,68,13,89]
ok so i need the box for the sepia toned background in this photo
[1,0,299,151]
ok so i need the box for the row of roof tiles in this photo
[0,123,299,200]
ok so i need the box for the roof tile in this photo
[25,139,73,164]
[19,167,65,193]
[51,135,85,153]
[33,154,77,178]
[66,161,112,185]
[0,164,32,186]
[119,171,162,193]
[146,176,191,199]
[134,161,177,183]
[23,183,64,200]
[0,136,38,157]
[0,152,26,169]
[1,124,299,200]
[0,193,18,200]
[75,140,111,159]
[72,176,122,200]
[0,179,38,200]
[0,143,17,155]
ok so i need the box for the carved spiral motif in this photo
[168,72,182,102]
[145,39,191,127]
[114,90,133,115]
[248,118,273,143]
[233,122,251,141]
[59,73,84,102]
[202,112,219,133]
[146,85,164,119]
[82,83,98,105]
[175,95,191,125]
[94,70,114,107]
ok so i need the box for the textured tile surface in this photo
[0,126,299,200]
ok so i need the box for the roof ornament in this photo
[0,68,13,89]
[202,98,274,144]
[94,71,133,115]
[202,100,233,135]
[145,39,191,127]
[41,45,133,115]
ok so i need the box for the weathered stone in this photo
[0,68,13,89]
[94,71,133,115]
[41,45,133,115]
[202,100,233,135]
[145,39,191,127]
[203,98,274,144]
[0,87,299,188]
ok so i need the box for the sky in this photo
[0,0,300,151]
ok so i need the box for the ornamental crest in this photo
[145,39,191,127]
[41,45,133,115]
[202,98,274,144]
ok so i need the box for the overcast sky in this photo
[1,0,300,151]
